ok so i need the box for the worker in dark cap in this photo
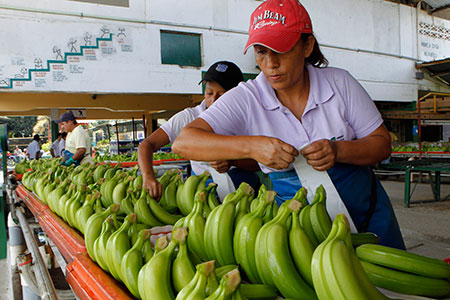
[138,61,260,200]
[27,134,41,160]
[56,111,93,166]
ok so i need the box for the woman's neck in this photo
[275,69,310,121]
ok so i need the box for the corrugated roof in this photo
[423,0,450,9]
[417,58,450,87]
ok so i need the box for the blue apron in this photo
[63,150,81,166]
[269,163,405,250]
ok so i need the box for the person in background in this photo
[59,132,67,157]
[173,0,404,249]
[13,146,24,163]
[27,134,41,160]
[56,111,93,166]
[50,132,63,158]
[138,61,261,199]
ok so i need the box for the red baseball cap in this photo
[244,0,313,54]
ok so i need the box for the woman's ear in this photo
[304,35,315,58]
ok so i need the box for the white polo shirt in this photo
[50,139,62,157]
[200,64,383,174]
[27,140,41,159]
[161,101,210,175]
[66,125,93,164]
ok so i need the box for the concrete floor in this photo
[0,179,449,299]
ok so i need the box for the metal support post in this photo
[404,168,411,208]
[15,206,58,300]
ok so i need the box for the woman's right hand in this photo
[143,175,162,200]
[250,136,299,169]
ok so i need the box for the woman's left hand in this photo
[301,139,337,171]
[209,160,231,173]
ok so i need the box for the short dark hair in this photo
[33,134,40,141]
[57,132,62,138]
[300,33,328,68]
[61,132,67,138]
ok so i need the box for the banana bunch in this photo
[255,199,317,299]
[299,185,331,247]
[177,171,211,216]
[121,228,152,299]
[233,187,276,284]
[356,244,450,298]
[175,260,216,300]
[311,214,389,300]
[204,182,254,266]
[206,268,241,300]
[138,228,182,300]
[84,204,120,262]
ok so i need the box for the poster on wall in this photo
[0,25,134,91]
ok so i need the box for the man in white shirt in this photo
[50,132,63,158]
[56,111,93,166]
[27,134,41,160]
[59,132,67,157]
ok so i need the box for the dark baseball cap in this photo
[55,111,76,123]
[199,61,244,91]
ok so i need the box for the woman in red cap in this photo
[173,0,404,249]
[138,61,260,200]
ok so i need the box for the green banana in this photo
[94,217,115,273]
[178,173,209,216]
[361,260,450,298]
[148,194,182,225]
[134,190,164,227]
[185,191,208,261]
[121,189,136,215]
[234,190,275,284]
[137,228,180,300]
[175,260,215,300]
[234,193,252,228]
[215,265,238,281]
[112,175,134,207]
[351,232,380,247]
[239,284,278,300]
[142,239,154,263]
[207,183,219,211]
[172,227,195,293]
[162,175,180,213]
[311,214,389,300]
[176,181,186,214]
[121,229,151,299]
[205,183,253,266]
[309,186,331,243]
[265,223,317,299]
[231,289,248,300]
[129,223,150,245]
[289,208,315,287]
[254,199,298,287]
[205,268,241,300]
[298,204,319,247]
[205,266,219,297]
[84,204,120,262]
[356,243,450,279]
[105,213,136,282]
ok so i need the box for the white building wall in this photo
[0,0,449,100]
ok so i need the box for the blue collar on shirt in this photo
[257,64,335,111]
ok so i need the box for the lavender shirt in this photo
[199,64,383,174]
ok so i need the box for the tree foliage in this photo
[7,116,37,137]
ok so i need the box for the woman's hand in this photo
[301,139,337,171]
[209,160,231,173]
[143,175,162,200]
[251,136,299,169]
